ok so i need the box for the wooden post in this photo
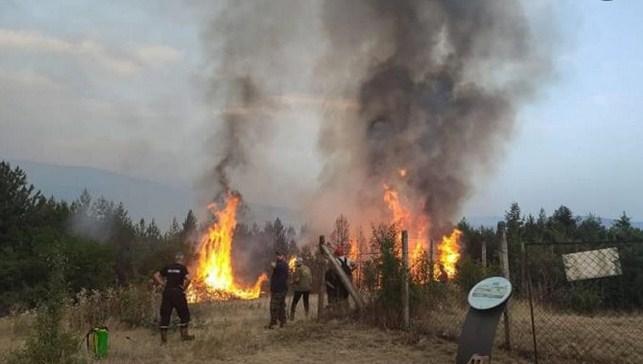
[319,240,365,310]
[401,230,410,330]
[429,238,435,281]
[481,240,487,270]
[317,235,326,321]
[498,222,512,351]
[520,241,526,294]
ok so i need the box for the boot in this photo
[289,309,295,321]
[180,326,195,341]
[160,328,168,345]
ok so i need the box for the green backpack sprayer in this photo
[85,326,109,359]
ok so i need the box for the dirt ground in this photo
[0,296,528,363]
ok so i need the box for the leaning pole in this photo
[319,237,365,310]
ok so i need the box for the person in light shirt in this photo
[289,257,312,320]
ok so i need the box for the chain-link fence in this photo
[524,241,643,363]
[318,234,643,363]
[410,241,643,363]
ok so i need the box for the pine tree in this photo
[330,214,351,253]
[181,210,198,242]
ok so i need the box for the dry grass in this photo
[0,295,528,364]
[415,296,643,364]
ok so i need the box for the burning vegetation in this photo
[383,179,462,281]
[188,192,268,302]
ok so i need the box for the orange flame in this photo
[383,184,411,228]
[188,193,268,301]
[288,256,297,272]
[436,229,462,279]
[348,239,359,261]
[382,182,461,281]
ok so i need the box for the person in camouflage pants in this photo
[268,251,289,328]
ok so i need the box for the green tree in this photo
[180,209,198,243]
[610,211,634,240]
[272,218,288,255]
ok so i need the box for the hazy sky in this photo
[1,1,642,220]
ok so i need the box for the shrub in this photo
[6,252,83,364]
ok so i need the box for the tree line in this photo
[0,161,302,314]
[3,160,641,315]
[457,203,643,311]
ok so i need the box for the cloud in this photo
[135,45,183,67]
[0,28,183,75]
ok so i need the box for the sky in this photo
[1,0,642,221]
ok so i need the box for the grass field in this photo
[0,295,529,364]
[416,297,643,363]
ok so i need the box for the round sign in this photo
[467,276,512,310]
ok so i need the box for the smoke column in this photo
[198,1,320,204]
[195,1,553,238]
[314,0,553,237]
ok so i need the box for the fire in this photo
[383,184,411,228]
[437,229,462,279]
[188,193,268,302]
[288,256,297,272]
[399,168,407,178]
[348,239,359,261]
[382,182,461,281]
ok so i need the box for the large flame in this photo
[188,193,268,302]
[383,180,461,281]
[437,229,462,279]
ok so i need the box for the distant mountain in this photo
[4,159,641,232]
[5,159,304,230]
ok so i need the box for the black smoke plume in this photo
[316,0,553,237]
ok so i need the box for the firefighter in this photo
[153,252,194,344]
[290,257,312,320]
[267,251,289,329]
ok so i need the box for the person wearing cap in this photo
[153,252,194,344]
[267,251,289,329]
[289,257,312,320]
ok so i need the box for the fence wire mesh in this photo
[524,241,643,363]
[322,237,643,363]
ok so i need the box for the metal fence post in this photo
[498,222,512,351]
[525,243,539,364]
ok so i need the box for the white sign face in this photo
[468,277,512,310]
[562,247,622,282]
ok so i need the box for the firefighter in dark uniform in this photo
[153,252,194,344]
[267,251,289,329]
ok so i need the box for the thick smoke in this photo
[198,1,319,205]
[314,0,552,238]
[196,1,553,240]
